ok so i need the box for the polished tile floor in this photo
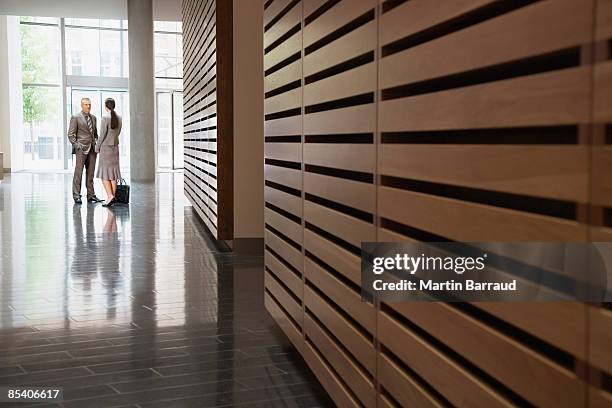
[0,172,332,408]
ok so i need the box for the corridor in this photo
[0,173,331,407]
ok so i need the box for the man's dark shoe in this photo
[88,196,104,203]
[74,197,82,204]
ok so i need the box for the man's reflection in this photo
[100,207,129,317]
[71,204,97,295]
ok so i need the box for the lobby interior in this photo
[1,0,612,407]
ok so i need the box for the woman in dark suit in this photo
[95,98,122,207]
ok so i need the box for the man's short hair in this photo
[81,97,91,103]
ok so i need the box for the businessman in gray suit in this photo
[68,97,104,204]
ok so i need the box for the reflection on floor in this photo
[0,172,331,407]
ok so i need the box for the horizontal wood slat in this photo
[378,186,587,241]
[380,0,593,89]
[379,0,494,46]
[380,145,589,202]
[380,67,591,132]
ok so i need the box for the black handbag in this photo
[115,178,130,204]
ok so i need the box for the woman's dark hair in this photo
[104,98,118,129]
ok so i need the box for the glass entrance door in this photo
[69,89,130,170]
[156,91,183,170]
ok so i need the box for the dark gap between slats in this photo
[265,135,301,143]
[266,266,303,305]
[379,344,454,408]
[264,0,300,32]
[606,125,612,144]
[603,371,612,392]
[265,158,301,170]
[265,265,301,297]
[305,281,373,343]
[305,193,373,223]
[305,133,373,144]
[381,0,537,57]
[305,51,374,85]
[305,92,373,114]
[265,24,301,55]
[381,0,409,14]
[265,245,302,278]
[379,218,452,242]
[184,189,216,225]
[302,316,374,394]
[380,305,536,408]
[303,334,365,403]
[450,302,576,371]
[265,288,302,330]
[379,389,403,408]
[305,222,360,257]
[265,201,302,225]
[381,126,578,144]
[381,175,577,220]
[265,223,302,251]
[305,164,373,184]
[184,138,217,142]
[304,0,341,26]
[265,180,301,197]
[304,250,361,295]
[264,0,274,11]
[265,80,301,99]
[304,10,375,55]
[265,51,301,77]
[265,107,302,121]
[605,208,612,227]
[381,48,580,100]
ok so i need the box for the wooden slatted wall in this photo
[183,0,233,240]
[263,0,612,407]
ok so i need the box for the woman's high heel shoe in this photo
[102,197,116,207]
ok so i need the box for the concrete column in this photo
[128,0,155,182]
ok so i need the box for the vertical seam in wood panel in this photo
[586,2,598,406]
[374,1,381,406]
[301,0,306,344]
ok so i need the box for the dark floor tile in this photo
[0,365,25,376]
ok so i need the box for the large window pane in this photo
[21,24,61,84]
[100,30,122,77]
[65,27,101,76]
[22,86,63,169]
[157,92,172,168]
[155,33,178,58]
[173,92,183,168]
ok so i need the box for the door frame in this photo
[155,90,183,170]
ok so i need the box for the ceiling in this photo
[0,0,181,21]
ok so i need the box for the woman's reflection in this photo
[101,207,129,318]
